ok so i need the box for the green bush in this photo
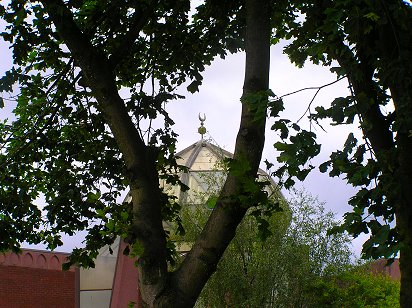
[307,267,400,307]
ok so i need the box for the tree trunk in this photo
[154,0,271,306]
[378,3,412,304]
[41,1,169,305]
[389,84,412,307]
[395,138,412,307]
[315,1,412,305]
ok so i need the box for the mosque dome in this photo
[168,139,279,206]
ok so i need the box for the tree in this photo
[180,186,353,307]
[178,167,290,307]
[0,0,274,306]
[271,1,412,306]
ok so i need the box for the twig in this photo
[296,86,322,124]
[277,75,347,100]
[290,76,347,124]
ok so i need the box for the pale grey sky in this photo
[0,13,366,256]
[168,45,366,256]
[170,44,358,214]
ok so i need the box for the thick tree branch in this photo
[41,0,169,302]
[41,0,149,196]
[356,54,394,151]
[334,41,394,154]
[311,0,394,155]
[164,0,271,306]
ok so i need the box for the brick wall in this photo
[0,265,76,308]
[369,258,401,280]
[0,250,78,308]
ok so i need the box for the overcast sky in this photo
[169,44,361,212]
[0,15,367,256]
[167,45,367,256]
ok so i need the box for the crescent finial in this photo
[198,113,206,140]
[198,113,206,122]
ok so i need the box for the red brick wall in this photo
[0,249,78,308]
[0,265,76,308]
[369,259,401,280]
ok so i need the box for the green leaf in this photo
[319,161,330,173]
[268,98,284,117]
[271,120,290,139]
[120,211,129,221]
[187,80,201,93]
[364,12,380,22]
[62,262,71,271]
[274,141,288,151]
[131,242,144,258]
[206,196,218,209]
[264,159,274,170]
[291,123,300,131]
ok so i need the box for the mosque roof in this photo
[173,139,278,204]
[175,139,276,183]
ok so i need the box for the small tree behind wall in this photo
[176,159,354,308]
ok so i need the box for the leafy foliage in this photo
[268,1,412,267]
[0,0,245,261]
[177,164,353,308]
[197,189,353,307]
[308,266,400,308]
[1,0,411,305]
[0,0,275,304]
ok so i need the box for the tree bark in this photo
[373,3,412,305]
[42,0,169,305]
[385,47,412,308]
[391,85,412,307]
[155,0,271,306]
